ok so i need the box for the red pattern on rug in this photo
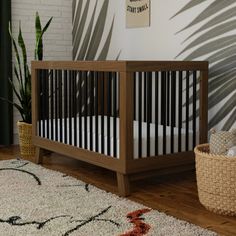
[120,208,151,236]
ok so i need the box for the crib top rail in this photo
[31,60,208,72]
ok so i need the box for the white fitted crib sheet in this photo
[39,116,198,158]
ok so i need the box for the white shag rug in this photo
[0,159,217,236]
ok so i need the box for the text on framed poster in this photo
[126,0,150,28]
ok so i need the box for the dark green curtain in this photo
[0,0,12,145]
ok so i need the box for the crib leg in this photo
[35,147,44,164]
[117,173,130,197]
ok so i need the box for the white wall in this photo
[12,0,72,143]
[107,0,215,59]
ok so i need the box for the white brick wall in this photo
[12,0,72,143]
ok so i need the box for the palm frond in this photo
[176,35,236,59]
[181,19,236,50]
[170,0,207,20]
[222,108,236,131]
[73,0,117,61]
[206,44,236,64]
[98,17,114,60]
[183,6,236,42]
[9,24,23,86]
[85,0,109,60]
[72,0,83,41]
[208,79,236,109]
[173,0,236,129]
[208,92,236,129]
[176,0,235,33]
[77,1,98,60]
[73,0,90,59]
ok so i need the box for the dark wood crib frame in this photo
[32,61,208,196]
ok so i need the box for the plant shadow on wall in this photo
[172,0,236,130]
[72,0,119,60]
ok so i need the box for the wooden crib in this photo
[31,61,208,196]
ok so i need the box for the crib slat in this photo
[78,71,82,148]
[155,72,159,156]
[192,71,197,148]
[59,70,63,143]
[161,71,167,155]
[69,71,73,145]
[55,70,58,141]
[50,70,54,140]
[167,71,170,126]
[138,72,142,158]
[42,69,46,138]
[107,72,111,156]
[46,70,50,139]
[101,73,105,154]
[73,71,77,146]
[38,69,41,137]
[90,71,94,151]
[147,72,152,157]
[84,71,88,149]
[178,71,183,152]
[64,70,68,144]
[144,72,147,122]
[95,72,99,152]
[186,71,190,151]
[171,71,176,153]
[134,73,136,120]
[113,72,117,157]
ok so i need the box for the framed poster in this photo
[126,0,150,28]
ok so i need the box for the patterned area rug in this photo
[0,159,217,236]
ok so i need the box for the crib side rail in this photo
[126,61,209,161]
[31,61,125,164]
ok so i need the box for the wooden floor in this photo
[0,146,235,236]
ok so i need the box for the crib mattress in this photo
[39,116,198,158]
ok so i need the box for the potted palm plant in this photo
[1,12,52,158]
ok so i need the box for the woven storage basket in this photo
[17,121,36,158]
[194,144,236,216]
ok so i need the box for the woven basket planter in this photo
[17,121,36,158]
[194,144,236,216]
